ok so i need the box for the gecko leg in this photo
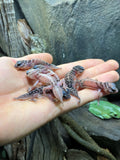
[28,80,40,91]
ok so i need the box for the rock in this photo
[16,0,120,65]
[69,103,120,141]
[16,0,120,88]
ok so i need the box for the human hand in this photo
[0,53,119,145]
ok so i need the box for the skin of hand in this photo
[0,53,119,145]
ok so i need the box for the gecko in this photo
[15,86,71,101]
[14,86,44,101]
[64,65,84,102]
[26,67,60,82]
[26,68,64,103]
[14,60,118,103]
[77,78,118,94]
[14,59,60,70]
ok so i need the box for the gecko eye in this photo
[77,65,84,72]
[26,70,30,75]
[26,69,35,75]
[33,65,39,69]
[15,61,23,68]
[16,61,22,66]
[110,83,118,93]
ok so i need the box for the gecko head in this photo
[62,88,71,100]
[26,68,37,79]
[109,83,118,93]
[14,60,25,69]
[33,65,39,69]
[72,65,84,74]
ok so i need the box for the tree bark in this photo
[0,0,29,57]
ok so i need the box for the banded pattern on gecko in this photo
[14,59,60,70]
[26,68,63,103]
[77,78,118,94]
[64,65,84,102]
[15,86,44,101]
[26,67,60,82]
[15,86,71,101]
[14,59,118,103]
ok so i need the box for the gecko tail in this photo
[14,93,30,100]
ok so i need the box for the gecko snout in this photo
[26,70,30,75]
[110,83,118,93]
[33,65,39,69]
[14,61,23,68]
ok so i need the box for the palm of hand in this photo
[0,57,29,105]
[0,54,119,145]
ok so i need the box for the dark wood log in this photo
[25,121,67,160]
[66,149,94,160]
[0,0,29,57]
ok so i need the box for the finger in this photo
[59,89,102,112]
[76,70,119,108]
[59,70,119,112]
[79,59,119,79]
[92,70,120,83]
[56,59,104,78]
[11,53,53,64]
